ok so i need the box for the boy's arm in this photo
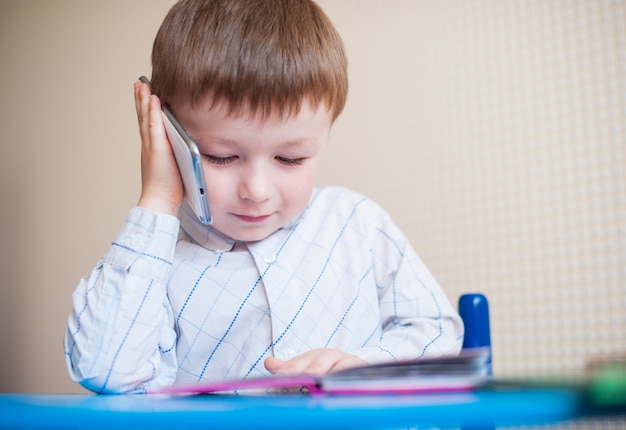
[63,81,187,393]
[358,211,464,364]
[265,201,463,375]
[64,207,180,393]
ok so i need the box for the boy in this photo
[65,0,463,394]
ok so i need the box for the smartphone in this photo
[139,76,212,224]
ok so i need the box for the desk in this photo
[1,387,604,430]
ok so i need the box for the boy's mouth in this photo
[233,213,272,223]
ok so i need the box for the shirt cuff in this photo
[103,206,180,282]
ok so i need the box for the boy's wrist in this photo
[137,194,181,218]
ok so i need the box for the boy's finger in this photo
[147,94,169,151]
[134,82,151,143]
[264,357,286,374]
[270,350,326,376]
[137,82,158,130]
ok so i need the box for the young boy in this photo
[64,0,463,394]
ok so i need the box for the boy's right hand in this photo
[134,81,184,217]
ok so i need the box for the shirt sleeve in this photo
[64,207,180,393]
[355,203,464,363]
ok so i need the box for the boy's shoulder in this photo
[310,186,386,218]
[302,186,404,243]
[312,185,369,205]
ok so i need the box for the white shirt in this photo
[65,186,463,393]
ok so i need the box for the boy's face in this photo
[172,98,333,242]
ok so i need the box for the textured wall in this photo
[317,0,626,377]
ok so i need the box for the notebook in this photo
[150,348,491,396]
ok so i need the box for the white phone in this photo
[139,76,212,224]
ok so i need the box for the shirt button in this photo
[285,349,297,360]
[263,254,276,264]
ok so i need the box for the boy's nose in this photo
[238,164,272,203]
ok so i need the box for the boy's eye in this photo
[204,155,236,165]
[276,156,306,166]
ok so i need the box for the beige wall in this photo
[0,1,624,393]
[0,0,175,393]
[318,0,626,379]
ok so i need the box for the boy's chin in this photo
[216,224,280,244]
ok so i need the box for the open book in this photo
[150,348,491,396]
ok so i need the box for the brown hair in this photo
[150,0,348,120]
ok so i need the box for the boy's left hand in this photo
[264,348,367,376]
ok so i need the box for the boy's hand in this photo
[134,81,184,217]
[264,348,367,376]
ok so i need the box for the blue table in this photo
[0,387,597,429]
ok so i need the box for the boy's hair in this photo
[151,0,348,120]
